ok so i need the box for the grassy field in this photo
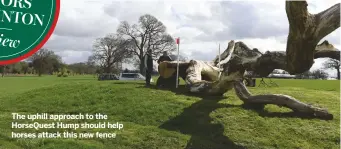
[0,75,339,149]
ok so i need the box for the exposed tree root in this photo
[233,81,333,120]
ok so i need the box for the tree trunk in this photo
[285,1,340,74]
[139,55,146,76]
[105,66,111,73]
[337,68,340,80]
[1,66,4,77]
[140,62,145,76]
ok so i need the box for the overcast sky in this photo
[44,0,340,77]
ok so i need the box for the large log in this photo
[155,0,341,120]
[157,43,335,119]
[314,40,340,60]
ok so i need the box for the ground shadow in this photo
[141,84,332,120]
[137,84,244,148]
[137,84,226,100]
[241,104,332,120]
[136,83,331,148]
[159,97,245,149]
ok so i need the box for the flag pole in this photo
[218,43,221,69]
[218,43,221,78]
[176,37,180,88]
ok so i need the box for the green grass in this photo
[0,75,339,149]
[254,78,340,91]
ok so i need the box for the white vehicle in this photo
[119,73,154,82]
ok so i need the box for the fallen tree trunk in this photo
[314,41,340,60]
[156,0,340,120]
[315,50,340,60]
[157,40,335,119]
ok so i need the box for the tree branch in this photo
[314,50,340,60]
[233,81,333,120]
[314,40,340,60]
[315,3,341,40]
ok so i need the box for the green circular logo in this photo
[0,0,60,64]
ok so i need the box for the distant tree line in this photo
[0,48,102,77]
[295,70,329,80]
[0,47,157,77]
[323,58,340,80]
[293,58,340,80]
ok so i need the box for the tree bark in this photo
[337,68,340,80]
[314,50,340,60]
[1,65,4,77]
[285,1,340,74]
[104,65,111,73]
[139,62,145,76]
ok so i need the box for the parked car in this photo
[119,73,153,82]
[98,73,119,81]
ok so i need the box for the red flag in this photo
[176,38,180,44]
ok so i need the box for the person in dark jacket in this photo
[157,51,172,64]
[144,49,153,86]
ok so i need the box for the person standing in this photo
[144,49,153,86]
[157,51,172,64]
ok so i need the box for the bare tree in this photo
[92,34,133,73]
[311,69,329,79]
[323,58,340,80]
[117,14,176,75]
[87,55,97,66]
[86,55,98,75]
[28,48,61,76]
